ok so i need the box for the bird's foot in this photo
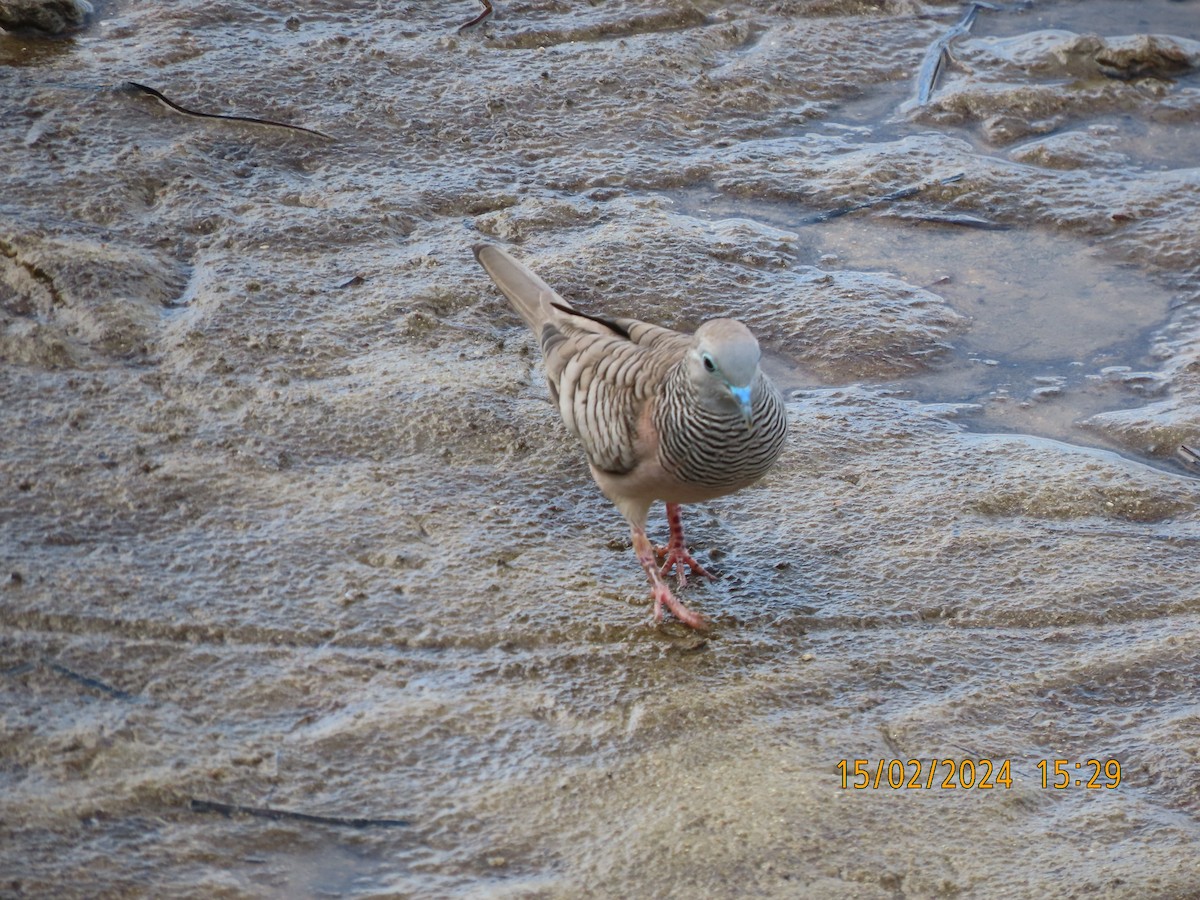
[651,582,709,631]
[634,524,709,630]
[656,502,716,587]
[655,541,716,588]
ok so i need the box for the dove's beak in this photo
[730,385,753,427]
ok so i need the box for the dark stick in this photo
[2,658,135,700]
[45,661,136,700]
[801,172,966,224]
[189,798,410,829]
[915,3,993,106]
[890,213,1009,230]
[127,82,336,141]
[457,0,493,33]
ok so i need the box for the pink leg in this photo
[632,526,709,630]
[656,503,716,587]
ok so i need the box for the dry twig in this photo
[802,173,972,224]
[189,798,409,829]
[457,0,493,33]
[915,3,994,105]
[127,82,335,141]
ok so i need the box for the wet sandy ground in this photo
[3,0,1200,896]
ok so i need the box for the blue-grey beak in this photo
[730,384,753,426]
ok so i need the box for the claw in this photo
[657,502,716,587]
[651,583,709,630]
[633,523,709,630]
[657,544,715,587]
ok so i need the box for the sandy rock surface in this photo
[3,0,1199,896]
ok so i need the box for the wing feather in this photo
[541,321,687,475]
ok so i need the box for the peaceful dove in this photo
[474,243,788,629]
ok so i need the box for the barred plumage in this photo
[473,243,787,629]
[656,367,787,489]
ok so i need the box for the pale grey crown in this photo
[692,319,761,387]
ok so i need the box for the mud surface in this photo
[3,0,1200,896]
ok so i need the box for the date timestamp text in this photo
[835,758,1122,790]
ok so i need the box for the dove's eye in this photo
[702,353,716,373]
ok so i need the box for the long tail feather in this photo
[473,244,570,332]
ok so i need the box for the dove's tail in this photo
[473,244,570,333]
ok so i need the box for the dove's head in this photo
[689,319,762,425]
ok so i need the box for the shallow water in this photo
[3,0,1200,897]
